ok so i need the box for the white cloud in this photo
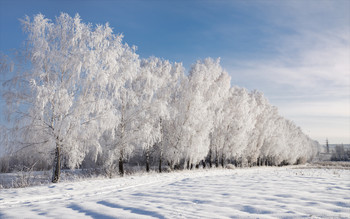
[223,1,350,143]
[278,100,349,118]
[229,30,349,90]
[276,99,350,143]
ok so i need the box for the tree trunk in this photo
[221,153,225,167]
[145,147,150,172]
[202,160,206,168]
[119,158,124,176]
[169,160,174,171]
[52,144,61,183]
[215,148,219,167]
[158,117,163,173]
[208,149,212,168]
[159,156,162,173]
[119,149,124,176]
[119,96,126,176]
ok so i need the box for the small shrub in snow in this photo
[10,164,37,188]
[226,164,235,169]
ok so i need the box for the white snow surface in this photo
[0,167,349,219]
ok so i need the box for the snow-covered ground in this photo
[0,166,349,218]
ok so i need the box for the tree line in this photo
[0,13,319,183]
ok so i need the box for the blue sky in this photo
[0,0,349,144]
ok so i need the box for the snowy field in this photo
[0,167,349,218]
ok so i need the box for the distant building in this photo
[318,143,350,161]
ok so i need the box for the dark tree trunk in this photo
[221,153,225,167]
[187,160,190,170]
[208,149,212,168]
[52,144,61,183]
[202,160,206,168]
[215,148,219,168]
[119,158,124,176]
[169,161,174,171]
[158,154,162,173]
[145,147,150,172]
[146,162,150,172]
[119,149,124,176]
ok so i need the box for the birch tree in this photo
[3,13,129,182]
[95,30,140,176]
[134,57,184,172]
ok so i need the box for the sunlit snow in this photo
[1,167,349,218]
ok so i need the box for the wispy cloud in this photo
[231,35,349,92]
[223,1,350,143]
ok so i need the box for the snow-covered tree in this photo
[161,65,187,170]
[166,58,231,169]
[3,13,136,182]
[133,57,185,172]
[91,27,140,176]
